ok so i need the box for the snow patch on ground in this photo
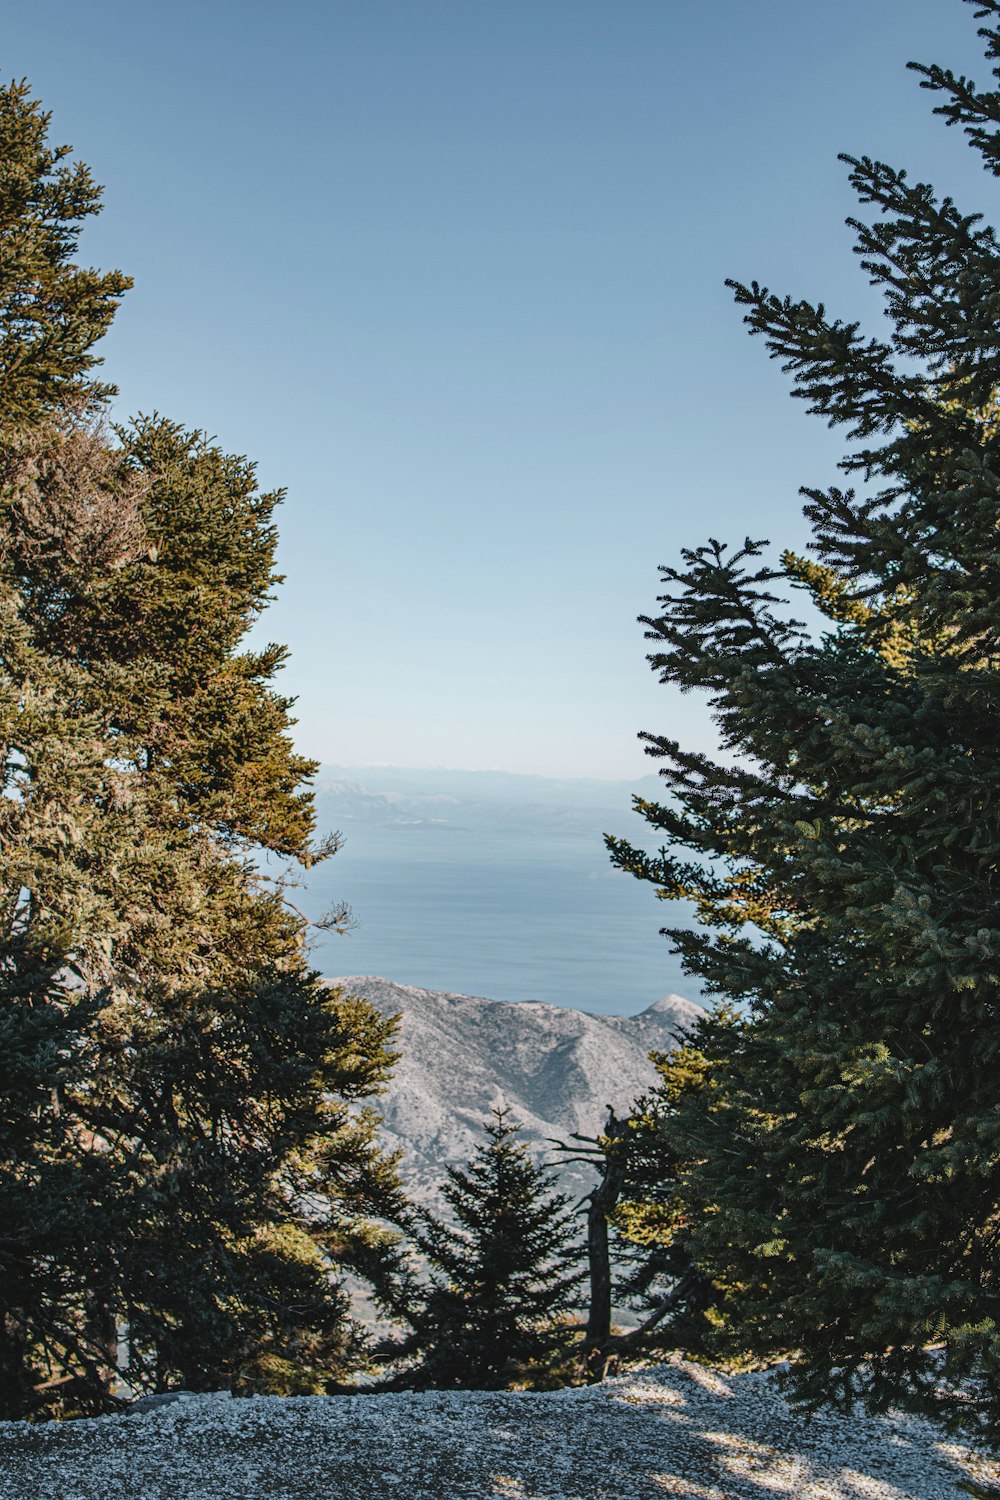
[1,1359,996,1499]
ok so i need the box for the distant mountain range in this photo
[329,975,702,1211]
[312,766,664,842]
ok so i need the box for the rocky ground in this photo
[2,1358,996,1500]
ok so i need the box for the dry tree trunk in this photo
[582,1112,630,1382]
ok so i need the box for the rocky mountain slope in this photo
[328,976,702,1207]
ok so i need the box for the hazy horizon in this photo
[289,763,701,1014]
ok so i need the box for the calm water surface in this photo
[294,778,702,1014]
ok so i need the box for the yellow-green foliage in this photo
[0,81,402,1420]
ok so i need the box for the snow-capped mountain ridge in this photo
[327,976,702,1206]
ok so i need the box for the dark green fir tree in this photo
[376,1110,584,1390]
[608,0,1000,1442]
[0,81,402,1416]
[600,1047,719,1372]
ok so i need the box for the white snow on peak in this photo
[644,993,693,1014]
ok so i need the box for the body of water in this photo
[288,768,703,1015]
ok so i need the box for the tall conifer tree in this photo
[376,1111,584,1390]
[0,82,400,1415]
[609,0,1000,1439]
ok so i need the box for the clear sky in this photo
[6,0,992,776]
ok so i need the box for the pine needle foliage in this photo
[377,1110,585,1391]
[608,0,1000,1442]
[0,81,401,1417]
[0,80,129,430]
[606,1041,721,1359]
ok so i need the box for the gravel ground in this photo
[1,1359,996,1500]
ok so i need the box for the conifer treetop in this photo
[0,80,130,429]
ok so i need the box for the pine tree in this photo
[0,81,140,1417]
[377,1110,584,1390]
[608,0,1000,1441]
[603,1050,718,1368]
[0,81,130,431]
[0,82,402,1415]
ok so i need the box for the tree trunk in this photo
[583,1111,629,1383]
[0,1308,30,1420]
[83,1289,119,1408]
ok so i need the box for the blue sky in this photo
[7,0,992,776]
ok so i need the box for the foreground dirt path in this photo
[1,1359,996,1500]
